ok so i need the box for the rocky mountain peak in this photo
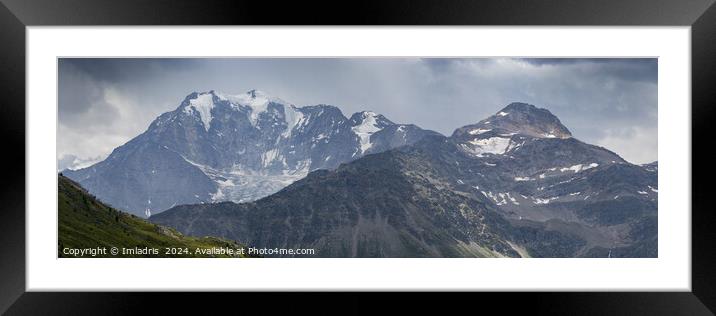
[349,111,394,128]
[501,102,538,112]
[453,102,572,140]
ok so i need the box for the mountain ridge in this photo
[64,90,440,217]
[150,103,657,258]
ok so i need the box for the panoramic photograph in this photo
[57,57,658,258]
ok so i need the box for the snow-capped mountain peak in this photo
[215,89,292,126]
[217,89,289,106]
[349,110,394,127]
[349,111,395,153]
[178,89,303,131]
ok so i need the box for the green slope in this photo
[58,174,251,258]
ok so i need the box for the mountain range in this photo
[63,90,438,217]
[149,101,658,257]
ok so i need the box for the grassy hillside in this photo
[58,174,251,258]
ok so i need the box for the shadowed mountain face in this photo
[64,90,439,217]
[151,103,657,258]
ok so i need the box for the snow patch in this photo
[468,128,492,135]
[261,148,280,167]
[351,111,384,153]
[186,93,216,131]
[465,137,511,156]
[533,197,558,205]
[483,192,519,206]
[560,163,598,173]
[211,178,237,201]
[282,105,305,137]
[507,193,519,205]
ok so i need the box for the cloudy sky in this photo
[58,58,657,164]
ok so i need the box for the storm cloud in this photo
[58,58,657,164]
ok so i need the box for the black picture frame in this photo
[1,0,715,314]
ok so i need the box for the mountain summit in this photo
[453,102,572,140]
[64,90,439,217]
[450,103,576,159]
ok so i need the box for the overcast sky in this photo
[58,58,657,164]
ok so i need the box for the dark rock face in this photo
[64,90,438,217]
[151,103,657,258]
[151,149,524,258]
